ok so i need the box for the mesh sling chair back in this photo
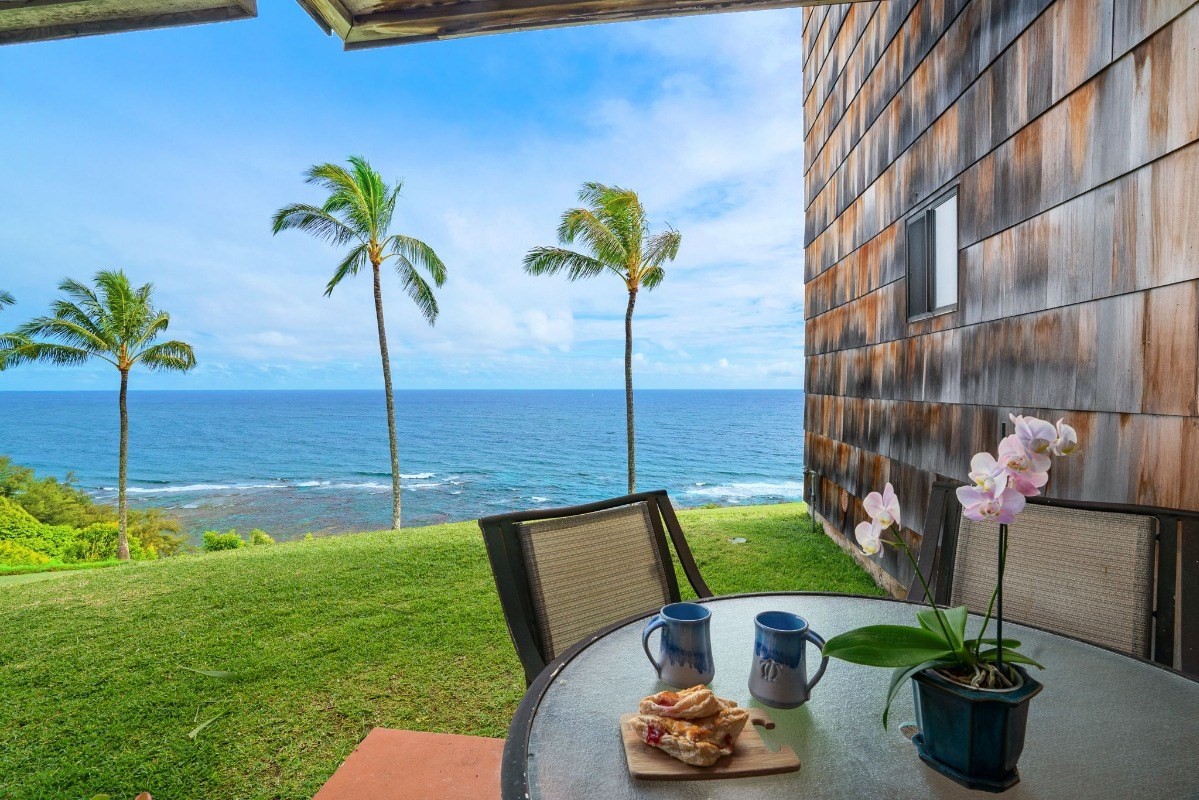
[911,480,1199,676]
[480,490,713,685]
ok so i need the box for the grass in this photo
[0,502,881,800]
[0,559,122,579]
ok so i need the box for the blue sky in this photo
[0,6,806,390]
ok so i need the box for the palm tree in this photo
[524,182,681,494]
[272,156,447,530]
[0,271,196,559]
[0,290,13,310]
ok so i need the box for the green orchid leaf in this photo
[916,605,968,651]
[973,638,1021,649]
[823,625,955,668]
[977,648,1046,669]
[882,660,951,729]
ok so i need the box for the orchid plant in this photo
[822,414,1078,725]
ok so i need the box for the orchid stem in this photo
[971,528,1009,660]
[974,584,999,658]
[889,528,956,650]
[996,523,1006,674]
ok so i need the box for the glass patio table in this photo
[502,593,1199,799]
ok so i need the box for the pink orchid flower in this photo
[1052,418,1078,456]
[1010,413,1057,456]
[968,452,1008,494]
[854,519,883,556]
[863,482,901,528]
[997,435,1050,496]
[956,484,1027,524]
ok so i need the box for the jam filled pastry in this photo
[638,685,734,719]
[629,704,750,767]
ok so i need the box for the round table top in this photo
[504,593,1199,800]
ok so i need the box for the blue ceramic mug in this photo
[748,610,829,708]
[641,602,715,687]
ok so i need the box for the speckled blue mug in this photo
[641,602,715,688]
[748,610,828,708]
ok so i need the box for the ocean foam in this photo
[117,483,285,495]
[683,481,804,501]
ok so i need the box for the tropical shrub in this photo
[0,497,79,558]
[0,460,109,528]
[248,529,275,546]
[0,540,51,566]
[63,523,148,562]
[0,495,45,538]
[203,530,246,552]
[128,508,187,557]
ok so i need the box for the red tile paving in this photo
[313,728,503,800]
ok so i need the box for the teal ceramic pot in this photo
[911,665,1043,792]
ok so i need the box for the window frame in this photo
[906,185,960,322]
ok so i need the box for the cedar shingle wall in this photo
[802,0,1199,587]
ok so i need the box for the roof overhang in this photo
[297,0,833,50]
[0,0,256,46]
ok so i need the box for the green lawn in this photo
[0,503,881,800]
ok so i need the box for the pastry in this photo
[629,704,750,767]
[638,685,736,719]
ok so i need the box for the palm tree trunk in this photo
[117,368,130,560]
[373,261,402,530]
[625,289,637,494]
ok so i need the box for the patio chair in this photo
[910,480,1199,676]
[479,490,713,685]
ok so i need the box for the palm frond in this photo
[348,155,392,236]
[578,182,643,256]
[395,260,439,326]
[136,311,172,346]
[90,270,154,344]
[324,243,371,297]
[303,162,361,202]
[0,290,13,309]
[0,333,27,370]
[382,181,404,237]
[49,298,110,345]
[14,315,114,357]
[644,228,682,265]
[0,340,95,369]
[523,247,607,281]
[385,234,446,287]
[640,265,667,290]
[306,162,374,236]
[557,208,627,268]
[57,277,107,327]
[137,340,197,372]
[271,203,359,246]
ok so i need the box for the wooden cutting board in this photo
[619,708,800,780]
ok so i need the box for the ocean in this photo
[0,390,805,541]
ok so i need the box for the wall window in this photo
[906,189,959,318]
